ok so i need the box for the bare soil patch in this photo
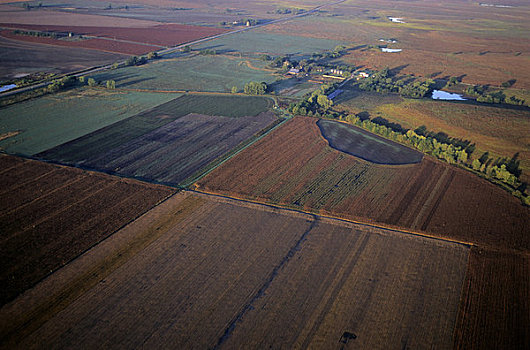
[0,154,175,305]
[0,191,469,349]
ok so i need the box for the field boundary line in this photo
[189,188,475,247]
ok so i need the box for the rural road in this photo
[1,0,347,98]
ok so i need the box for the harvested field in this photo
[0,191,469,349]
[0,154,175,305]
[0,88,181,155]
[37,94,277,185]
[454,248,530,349]
[198,117,530,251]
[0,23,228,47]
[0,30,160,55]
[0,35,126,80]
[317,119,422,164]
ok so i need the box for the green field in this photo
[195,30,345,57]
[92,54,277,93]
[37,94,274,165]
[0,89,181,156]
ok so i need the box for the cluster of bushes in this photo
[13,29,59,39]
[465,84,526,105]
[288,84,338,116]
[243,81,268,95]
[275,7,305,15]
[357,68,435,98]
[46,76,78,93]
[198,49,217,56]
[125,56,147,66]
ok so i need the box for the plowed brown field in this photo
[0,30,160,55]
[197,117,530,251]
[0,154,175,305]
[0,23,228,47]
[0,192,469,349]
[454,248,530,350]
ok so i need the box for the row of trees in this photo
[339,113,527,203]
[13,29,59,39]
[275,7,305,15]
[465,84,526,105]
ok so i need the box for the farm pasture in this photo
[37,94,277,186]
[195,30,345,57]
[0,154,175,305]
[0,88,181,155]
[197,117,530,251]
[92,54,277,92]
[1,191,469,349]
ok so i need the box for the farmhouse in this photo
[288,68,300,75]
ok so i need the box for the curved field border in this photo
[317,119,423,165]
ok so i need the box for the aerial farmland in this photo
[1,0,529,349]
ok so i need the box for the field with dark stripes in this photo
[0,154,174,305]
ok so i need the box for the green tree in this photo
[231,86,238,94]
[472,159,481,171]
[87,78,97,87]
[106,80,116,89]
[146,51,158,60]
[316,94,333,110]
[244,81,267,95]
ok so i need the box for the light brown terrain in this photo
[0,191,469,349]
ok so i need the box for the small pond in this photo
[431,90,466,101]
[0,84,17,93]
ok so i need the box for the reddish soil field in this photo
[197,117,530,251]
[0,30,160,55]
[0,23,228,47]
[454,248,529,350]
[0,154,175,305]
[0,192,468,349]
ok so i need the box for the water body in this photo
[432,90,467,101]
[381,48,402,53]
[0,84,17,93]
[388,17,406,23]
